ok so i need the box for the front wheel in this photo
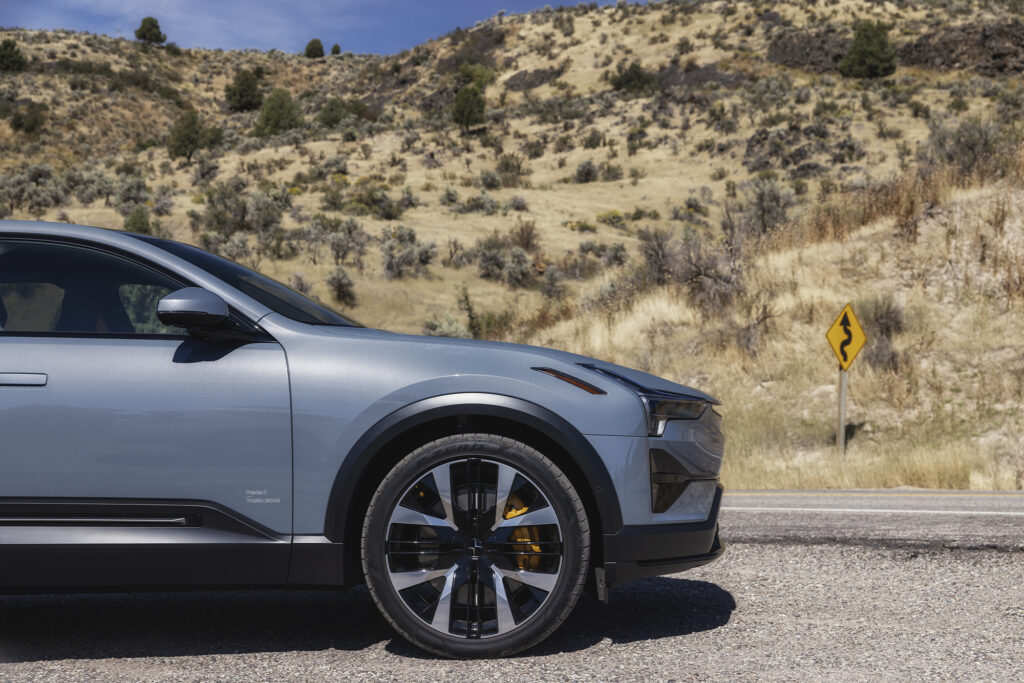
[361,434,590,658]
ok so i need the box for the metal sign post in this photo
[826,303,866,458]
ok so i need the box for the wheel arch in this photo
[323,393,623,585]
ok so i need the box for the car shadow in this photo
[0,578,733,663]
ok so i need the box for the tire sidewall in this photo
[362,434,589,658]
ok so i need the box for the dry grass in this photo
[5,1,1024,489]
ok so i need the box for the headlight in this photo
[640,394,706,437]
[579,364,711,437]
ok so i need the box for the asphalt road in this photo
[0,490,1021,681]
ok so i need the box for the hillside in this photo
[2,0,1024,489]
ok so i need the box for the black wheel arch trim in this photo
[323,392,624,546]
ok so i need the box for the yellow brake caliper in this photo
[504,495,542,570]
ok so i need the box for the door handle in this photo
[0,373,47,386]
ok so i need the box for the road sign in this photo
[826,303,866,372]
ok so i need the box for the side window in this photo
[0,240,184,336]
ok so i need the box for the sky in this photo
[2,1,621,55]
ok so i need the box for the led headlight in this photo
[640,393,707,437]
[579,364,711,437]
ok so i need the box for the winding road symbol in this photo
[838,313,852,362]
[827,304,866,371]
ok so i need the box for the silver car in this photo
[0,220,724,658]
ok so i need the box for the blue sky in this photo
[3,1,619,55]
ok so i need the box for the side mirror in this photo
[157,288,229,329]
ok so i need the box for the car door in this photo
[0,237,293,587]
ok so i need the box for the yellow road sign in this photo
[826,303,866,371]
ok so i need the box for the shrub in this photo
[609,61,658,94]
[166,110,202,163]
[838,21,896,79]
[582,129,604,149]
[502,247,533,288]
[380,225,436,279]
[423,314,471,338]
[317,98,346,128]
[596,210,626,228]
[10,102,47,134]
[858,293,904,371]
[742,178,794,234]
[135,17,166,46]
[327,217,369,267]
[326,267,357,306]
[124,206,152,234]
[305,39,325,58]
[922,117,1018,179]
[0,39,27,73]
[575,160,599,183]
[331,43,341,55]
[115,175,149,216]
[254,89,302,137]
[638,227,678,285]
[478,169,501,189]
[225,69,262,112]
[542,267,568,300]
[452,85,486,132]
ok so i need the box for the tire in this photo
[361,434,590,658]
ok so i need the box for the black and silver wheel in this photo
[362,434,590,658]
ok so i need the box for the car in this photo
[0,219,725,658]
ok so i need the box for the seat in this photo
[55,287,135,334]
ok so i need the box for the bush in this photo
[638,227,678,285]
[452,85,485,133]
[922,117,1018,179]
[575,160,599,183]
[609,61,658,94]
[380,226,436,279]
[10,102,47,134]
[317,98,345,128]
[135,17,166,45]
[305,39,325,58]
[225,69,262,112]
[0,39,27,73]
[838,21,896,79]
[331,43,341,55]
[742,178,794,234]
[253,89,302,137]
[326,267,357,306]
[478,169,501,189]
[423,314,471,338]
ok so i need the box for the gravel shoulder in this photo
[1,541,1021,681]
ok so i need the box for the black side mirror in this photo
[157,288,229,329]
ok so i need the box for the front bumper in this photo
[601,483,724,588]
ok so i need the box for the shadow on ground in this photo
[0,577,734,662]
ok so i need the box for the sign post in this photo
[826,303,866,457]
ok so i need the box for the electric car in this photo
[0,220,724,658]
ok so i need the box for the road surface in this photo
[0,490,1020,681]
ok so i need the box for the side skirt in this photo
[0,499,293,591]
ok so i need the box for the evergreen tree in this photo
[839,21,896,79]
[225,69,262,112]
[134,17,166,46]
[0,39,27,73]
[253,89,302,137]
[166,110,202,163]
[451,85,485,133]
[330,43,341,55]
[305,38,324,58]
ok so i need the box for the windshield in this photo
[136,236,361,327]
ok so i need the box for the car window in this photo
[0,240,184,336]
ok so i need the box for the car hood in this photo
[316,326,718,403]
